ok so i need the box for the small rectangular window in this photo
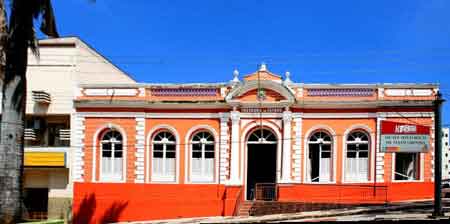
[395,153,419,181]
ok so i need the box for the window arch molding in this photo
[342,124,375,183]
[303,125,337,183]
[146,124,180,183]
[92,123,127,182]
[184,125,219,183]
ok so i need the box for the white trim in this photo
[134,115,146,183]
[77,112,221,118]
[292,117,302,183]
[184,125,220,184]
[302,113,377,119]
[341,125,374,183]
[241,121,282,200]
[303,125,337,184]
[79,112,142,118]
[219,112,230,183]
[281,111,293,183]
[72,115,85,182]
[377,112,434,118]
[25,147,70,152]
[146,124,180,183]
[376,117,386,182]
[84,88,138,96]
[92,124,127,183]
[146,113,221,119]
[384,89,433,96]
[228,111,241,185]
[240,113,283,118]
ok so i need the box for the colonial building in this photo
[72,64,437,222]
[2,37,135,220]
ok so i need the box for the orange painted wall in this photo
[72,183,240,224]
[278,182,433,203]
[83,118,137,182]
[302,118,377,183]
[145,119,220,183]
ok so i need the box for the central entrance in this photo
[246,128,277,200]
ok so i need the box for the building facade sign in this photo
[241,108,283,113]
[380,120,430,153]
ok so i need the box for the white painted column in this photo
[281,111,293,183]
[228,111,241,185]
[376,115,385,182]
[292,115,302,183]
[219,113,230,183]
[135,114,145,183]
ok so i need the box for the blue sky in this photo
[51,0,449,123]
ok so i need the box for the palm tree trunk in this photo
[0,0,32,223]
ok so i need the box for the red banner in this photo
[381,120,430,135]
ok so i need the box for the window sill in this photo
[151,176,177,183]
[303,181,337,185]
[98,178,125,183]
[392,179,423,183]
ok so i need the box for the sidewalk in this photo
[118,201,449,223]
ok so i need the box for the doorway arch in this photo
[246,128,278,200]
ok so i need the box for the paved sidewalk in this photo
[118,202,449,223]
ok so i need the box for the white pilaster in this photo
[228,111,241,185]
[376,116,385,182]
[135,115,145,183]
[72,114,85,182]
[292,115,302,183]
[219,113,230,183]
[281,111,293,183]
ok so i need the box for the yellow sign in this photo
[24,152,66,167]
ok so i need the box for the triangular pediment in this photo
[243,63,282,82]
[225,80,295,105]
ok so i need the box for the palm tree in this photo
[0,0,58,223]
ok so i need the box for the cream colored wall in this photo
[26,46,76,115]
[23,169,71,198]
[76,40,136,85]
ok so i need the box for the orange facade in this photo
[72,66,438,223]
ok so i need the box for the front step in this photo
[237,201,254,216]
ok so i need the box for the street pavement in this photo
[117,202,450,223]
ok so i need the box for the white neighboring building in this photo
[442,128,450,180]
[1,37,135,220]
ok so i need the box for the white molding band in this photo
[135,115,146,183]
[84,88,139,96]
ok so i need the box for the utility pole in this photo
[433,91,444,217]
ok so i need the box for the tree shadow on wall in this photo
[72,193,128,224]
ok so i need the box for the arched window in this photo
[101,130,123,181]
[191,131,215,182]
[152,131,176,181]
[345,131,369,182]
[307,131,332,182]
[247,129,277,144]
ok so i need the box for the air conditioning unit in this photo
[59,129,70,141]
[32,91,51,104]
[24,129,37,141]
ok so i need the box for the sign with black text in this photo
[380,121,430,153]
